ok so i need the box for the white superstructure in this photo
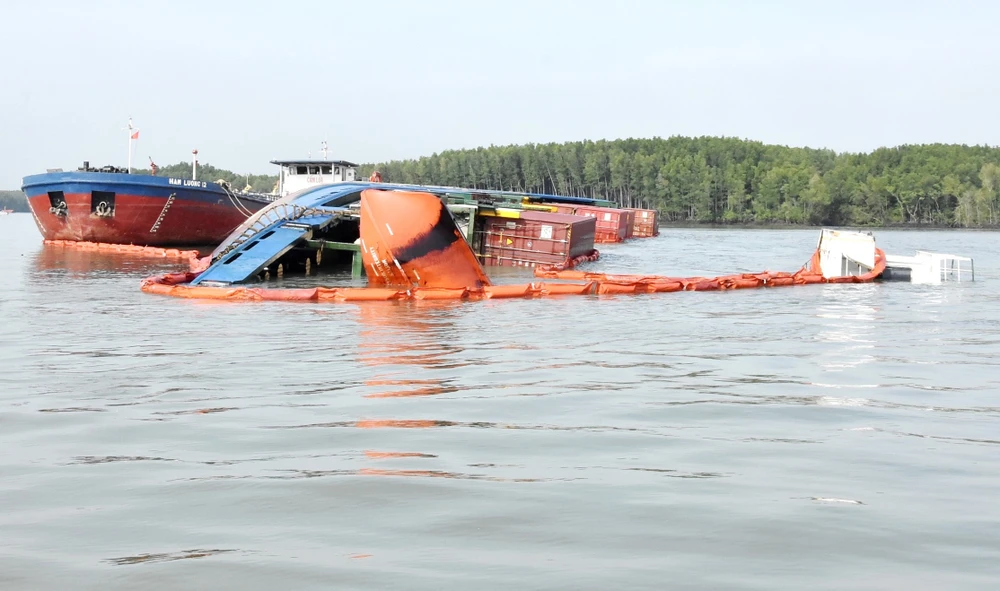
[884,251,975,284]
[272,158,358,198]
[814,228,975,283]
[816,229,877,278]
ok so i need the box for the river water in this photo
[1,213,998,590]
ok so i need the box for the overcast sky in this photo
[1,0,997,187]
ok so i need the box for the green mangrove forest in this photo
[8,137,1000,227]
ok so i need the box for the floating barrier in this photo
[535,248,600,272]
[141,271,598,301]
[139,189,889,303]
[139,248,884,302]
[533,246,886,293]
[44,239,200,261]
[43,239,210,271]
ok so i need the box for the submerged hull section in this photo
[360,189,491,290]
[21,171,270,246]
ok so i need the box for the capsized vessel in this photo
[138,186,975,304]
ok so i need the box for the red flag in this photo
[131,130,139,140]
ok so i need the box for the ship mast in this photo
[124,117,139,173]
[321,140,329,160]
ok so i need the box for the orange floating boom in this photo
[44,239,210,272]
[138,188,888,303]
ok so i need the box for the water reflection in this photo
[353,302,467,472]
[28,243,188,283]
[104,548,239,566]
[355,302,466,397]
[814,285,879,373]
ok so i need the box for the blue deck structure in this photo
[191,181,609,286]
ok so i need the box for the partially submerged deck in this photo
[190,181,627,287]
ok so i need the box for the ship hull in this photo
[21,171,271,246]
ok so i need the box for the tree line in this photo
[1,190,30,212]
[129,161,280,193]
[6,137,1000,227]
[358,137,1000,228]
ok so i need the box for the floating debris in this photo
[810,497,866,505]
[104,548,238,566]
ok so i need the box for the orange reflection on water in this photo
[363,451,436,459]
[32,245,155,277]
[355,300,464,398]
[363,382,457,399]
[358,468,464,479]
[357,467,540,483]
[355,419,452,429]
[31,243,211,277]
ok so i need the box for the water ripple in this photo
[4,220,1000,590]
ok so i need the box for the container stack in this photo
[478,211,596,268]
[570,206,630,243]
[628,208,659,237]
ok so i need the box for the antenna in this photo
[321,140,329,160]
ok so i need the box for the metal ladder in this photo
[212,204,351,262]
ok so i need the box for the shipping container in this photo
[630,208,659,237]
[622,209,636,239]
[571,206,629,243]
[478,212,596,268]
[541,203,580,216]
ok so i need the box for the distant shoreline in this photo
[0,191,29,213]
[657,221,997,231]
[2,189,994,230]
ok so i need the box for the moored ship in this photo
[19,122,361,247]
[21,163,277,246]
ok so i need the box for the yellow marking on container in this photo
[493,208,522,219]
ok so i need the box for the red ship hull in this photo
[21,170,271,247]
[26,192,258,246]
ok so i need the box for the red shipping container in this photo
[479,212,596,268]
[631,208,659,237]
[540,203,579,216]
[572,206,629,243]
[622,209,636,239]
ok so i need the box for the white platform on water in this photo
[815,228,974,284]
[816,229,876,279]
[885,251,975,284]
